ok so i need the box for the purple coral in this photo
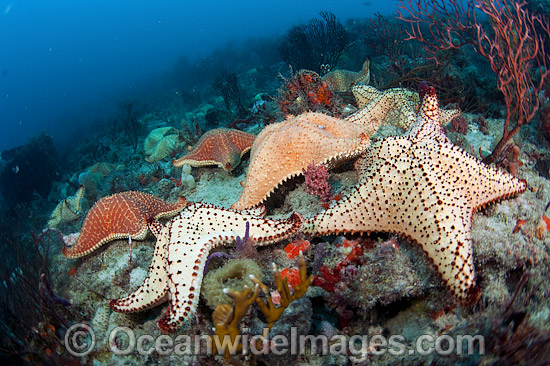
[303,162,334,203]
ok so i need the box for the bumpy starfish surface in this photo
[304,87,526,302]
[323,59,371,93]
[62,191,187,259]
[231,112,374,210]
[345,84,461,132]
[110,202,303,331]
[172,128,256,171]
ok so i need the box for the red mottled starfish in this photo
[173,128,255,171]
[62,191,187,259]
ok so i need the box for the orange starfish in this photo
[172,128,256,171]
[231,112,373,210]
[62,191,187,259]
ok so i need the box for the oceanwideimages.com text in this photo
[65,324,485,360]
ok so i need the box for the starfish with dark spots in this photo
[304,87,526,303]
[62,191,187,259]
[172,128,256,172]
[323,59,371,93]
[346,84,461,132]
[110,202,303,331]
[231,112,374,210]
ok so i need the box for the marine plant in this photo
[212,71,248,119]
[397,0,550,164]
[278,11,349,75]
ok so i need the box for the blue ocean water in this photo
[0,0,394,152]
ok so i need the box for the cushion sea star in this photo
[304,86,527,302]
[230,112,374,210]
[110,202,303,331]
[346,84,461,131]
[62,191,187,259]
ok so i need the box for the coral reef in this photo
[202,258,263,310]
[276,69,345,116]
[8,11,550,365]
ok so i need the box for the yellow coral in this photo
[252,252,313,329]
[211,252,313,357]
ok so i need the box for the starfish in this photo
[304,87,526,302]
[231,112,374,210]
[172,128,255,172]
[323,59,371,93]
[62,191,187,259]
[110,202,303,331]
[345,84,461,132]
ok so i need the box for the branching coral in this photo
[211,252,313,357]
[212,285,259,357]
[279,11,348,75]
[397,0,550,163]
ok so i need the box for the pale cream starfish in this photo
[304,86,526,302]
[345,84,461,132]
[110,202,302,331]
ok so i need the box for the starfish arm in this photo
[351,84,381,108]
[343,104,383,136]
[158,225,207,332]
[420,206,477,302]
[110,226,169,313]
[440,109,462,125]
[158,204,303,331]
[439,144,527,209]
